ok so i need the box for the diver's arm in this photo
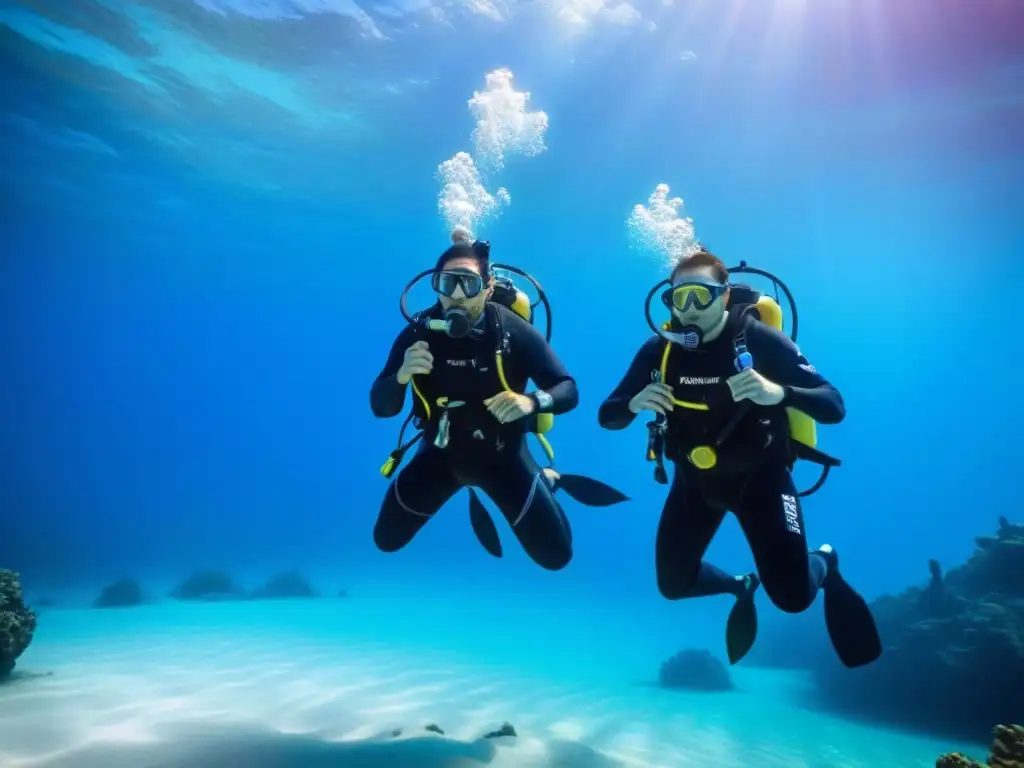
[747,321,846,424]
[597,338,662,430]
[370,326,419,418]
[509,314,579,415]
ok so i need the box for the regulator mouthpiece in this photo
[665,325,703,350]
[427,306,473,338]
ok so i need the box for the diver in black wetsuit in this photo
[598,248,881,668]
[371,232,627,569]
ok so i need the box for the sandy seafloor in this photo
[0,585,983,768]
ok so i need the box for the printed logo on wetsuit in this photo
[679,376,720,385]
[446,359,477,368]
[781,494,801,535]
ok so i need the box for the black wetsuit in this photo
[598,309,846,613]
[370,303,579,570]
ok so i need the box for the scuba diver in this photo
[597,247,881,668]
[370,231,628,568]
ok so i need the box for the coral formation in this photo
[1,569,37,680]
[170,571,245,601]
[483,722,517,739]
[990,724,1024,768]
[937,724,1024,767]
[250,571,318,599]
[391,722,515,740]
[93,578,144,608]
[658,648,733,691]
[936,755,977,768]
[813,517,1024,740]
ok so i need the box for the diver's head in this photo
[432,230,494,321]
[665,248,731,337]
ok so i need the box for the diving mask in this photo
[432,269,486,299]
[662,278,728,312]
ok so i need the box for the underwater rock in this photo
[383,722,509,740]
[658,648,733,692]
[170,570,245,601]
[33,597,56,608]
[0,569,37,680]
[936,724,1024,768]
[990,724,1024,768]
[937,753,981,768]
[999,516,1024,540]
[93,578,144,608]
[811,517,1024,740]
[482,722,516,739]
[250,571,318,599]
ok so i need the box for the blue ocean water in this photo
[1,1,1022,766]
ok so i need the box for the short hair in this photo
[670,247,728,284]
[435,231,491,278]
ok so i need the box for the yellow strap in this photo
[381,376,430,477]
[497,351,558,453]
[659,341,710,411]
[535,433,555,463]
[496,351,512,391]
[410,376,431,420]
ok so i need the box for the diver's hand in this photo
[628,383,675,416]
[727,369,785,406]
[484,391,535,423]
[396,340,433,385]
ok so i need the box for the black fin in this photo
[468,488,502,559]
[726,574,760,665]
[554,474,630,507]
[824,573,882,668]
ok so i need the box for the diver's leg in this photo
[477,443,572,571]
[658,468,761,664]
[373,445,461,553]
[733,460,882,668]
[655,469,745,600]
[732,461,823,613]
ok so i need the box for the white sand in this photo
[0,598,973,767]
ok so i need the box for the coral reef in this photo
[813,517,1024,740]
[658,648,733,692]
[390,722,516,740]
[1,569,37,680]
[93,578,144,608]
[250,571,318,599]
[170,571,245,601]
[937,724,1024,767]
[482,722,517,739]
